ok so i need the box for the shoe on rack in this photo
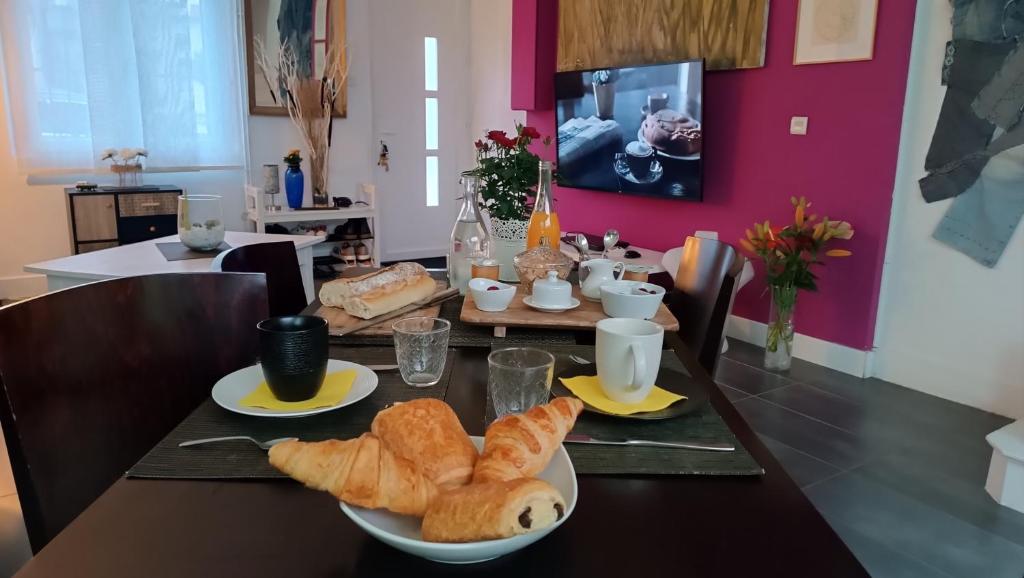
[354,217,373,240]
[340,242,357,265]
[354,241,371,264]
[342,220,358,240]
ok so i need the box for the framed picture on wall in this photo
[793,0,878,65]
[244,0,348,116]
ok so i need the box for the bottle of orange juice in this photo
[526,161,560,249]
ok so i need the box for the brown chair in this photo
[213,241,308,317]
[665,237,745,375]
[0,272,268,552]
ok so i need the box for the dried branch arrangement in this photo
[254,38,349,207]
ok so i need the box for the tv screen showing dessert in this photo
[555,59,703,201]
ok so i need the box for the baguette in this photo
[319,262,437,319]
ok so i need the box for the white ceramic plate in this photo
[522,296,581,313]
[211,359,378,418]
[340,436,577,564]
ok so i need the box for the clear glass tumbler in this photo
[392,317,451,387]
[488,347,555,418]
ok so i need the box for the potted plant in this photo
[472,124,551,281]
[591,69,618,120]
[740,196,854,371]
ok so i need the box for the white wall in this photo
[872,1,1024,420]
[469,0,525,147]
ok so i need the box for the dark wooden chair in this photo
[213,241,308,317]
[665,237,745,375]
[0,273,268,552]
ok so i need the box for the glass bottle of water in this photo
[448,172,491,294]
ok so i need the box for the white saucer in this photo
[522,296,581,313]
[211,359,378,418]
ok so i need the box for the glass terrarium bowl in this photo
[513,242,573,294]
[177,194,225,251]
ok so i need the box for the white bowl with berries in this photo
[468,278,517,312]
[599,280,665,320]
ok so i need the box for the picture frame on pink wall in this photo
[794,0,879,65]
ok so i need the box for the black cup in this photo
[257,316,328,402]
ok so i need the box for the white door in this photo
[370,0,471,261]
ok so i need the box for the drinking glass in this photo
[488,348,555,418]
[392,317,450,387]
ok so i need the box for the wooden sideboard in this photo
[65,186,182,254]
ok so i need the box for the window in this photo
[424,36,438,207]
[0,0,245,172]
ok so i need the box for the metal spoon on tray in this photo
[602,229,620,258]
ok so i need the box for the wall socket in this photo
[790,116,809,135]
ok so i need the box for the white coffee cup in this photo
[595,318,664,404]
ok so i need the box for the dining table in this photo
[13,294,868,577]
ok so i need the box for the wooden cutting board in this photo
[316,280,448,336]
[460,285,679,336]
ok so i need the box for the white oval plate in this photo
[522,296,581,313]
[211,359,378,418]
[340,436,577,564]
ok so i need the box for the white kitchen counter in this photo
[24,231,324,303]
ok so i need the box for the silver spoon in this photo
[178,436,297,450]
[574,233,591,262]
[568,354,592,365]
[602,229,620,258]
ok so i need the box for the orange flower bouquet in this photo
[740,197,854,370]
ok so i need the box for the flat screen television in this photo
[555,59,703,201]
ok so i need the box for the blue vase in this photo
[284,164,304,209]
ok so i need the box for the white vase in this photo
[490,218,528,282]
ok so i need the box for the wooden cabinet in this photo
[71,195,117,242]
[557,0,769,72]
[66,186,183,254]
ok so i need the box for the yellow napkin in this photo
[240,370,357,410]
[559,375,685,415]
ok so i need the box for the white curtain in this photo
[1,0,245,172]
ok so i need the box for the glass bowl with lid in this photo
[513,237,574,294]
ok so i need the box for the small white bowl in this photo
[600,280,666,320]
[340,436,577,564]
[468,278,516,312]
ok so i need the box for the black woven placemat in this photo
[487,345,763,477]
[127,349,455,479]
[155,241,230,261]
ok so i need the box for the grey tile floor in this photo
[0,341,1019,577]
[720,340,1024,578]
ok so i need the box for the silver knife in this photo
[364,364,399,371]
[564,433,735,452]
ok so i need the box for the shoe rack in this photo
[244,185,381,272]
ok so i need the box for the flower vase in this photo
[765,284,797,371]
[284,164,304,209]
[490,217,528,282]
[310,155,329,208]
[592,83,616,120]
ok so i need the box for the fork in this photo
[178,436,297,450]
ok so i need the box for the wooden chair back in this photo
[0,273,267,551]
[666,237,745,375]
[214,241,307,317]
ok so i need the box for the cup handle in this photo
[629,342,648,389]
[613,262,625,281]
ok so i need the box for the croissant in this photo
[421,478,566,543]
[268,434,438,517]
[371,399,478,489]
[472,397,584,483]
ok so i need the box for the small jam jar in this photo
[471,258,500,281]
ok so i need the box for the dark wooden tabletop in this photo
[15,334,867,577]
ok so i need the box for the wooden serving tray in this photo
[460,285,679,337]
[316,280,448,336]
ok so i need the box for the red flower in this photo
[493,134,518,149]
[520,126,541,139]
[486,130,507,142]
[474,139,486,150]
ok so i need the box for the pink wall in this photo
[514,0,917,350]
